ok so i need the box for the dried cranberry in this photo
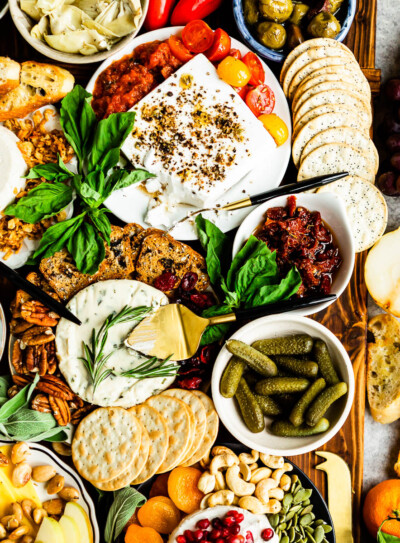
[200,345,213,364]
[261,528,274,541]
[181,272,198,291]
[197,519,210,530]
[178,376,202,389]
[154,271,178,291]
[190,292,214,309]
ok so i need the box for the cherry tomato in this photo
[144,0,176,31]
[245,84,275,116]
[171,0,223,26]
[234,85,250,100]
[242,52,265,86]
[217,56,251,87]
[205,28,231,62]
[181,20,214,53]
[168,35,194,62]
[229,48,242,60]
[259,114,289,147]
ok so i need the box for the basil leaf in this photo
[247,267,302,307]
[28,213,85,265]
[227,236,265,291]
[72,175,102,207]
[105,168,156,197]
[89,112,135,174]
[89,209,111,245]
[0,375,39,422]
[104,487,146,543]
[26,156,72,182]
[67,222,105,275]
[235,250,278,299]
[4,182,73,223]
[0,376,10,398]
[60,85,97,169]
[200,304,233,346]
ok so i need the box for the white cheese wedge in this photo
[55,280,175,407]
[0,126,27,213]
[120,54,274,226]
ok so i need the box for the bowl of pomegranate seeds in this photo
[232,193,355,316]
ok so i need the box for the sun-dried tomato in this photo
[178,376,203,389]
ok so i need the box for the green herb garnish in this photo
[118,355,177,380]
[104,487,146,543]
[377,512,400,542]
[80,305,152,391]
[4,85,155,275]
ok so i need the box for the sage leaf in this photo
[0,375,10,398]
[0,375,39,423]
[67,221,105,275]
[104,487,146,543]
[5,407,56,436]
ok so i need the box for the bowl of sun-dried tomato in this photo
[233,193,355,316]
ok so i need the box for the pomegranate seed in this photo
[216,539,225,543]
[228,537,244,543]
[261,528,275,541]
[181,272,198,291]
[229,525,240,535]
[154,271,178,291]
[184,530,195,541]
[221,527,230,537]
[197,519,210,530]
[245,532,254,543]
[177,537,187,543]
[223,516,236,527]
[227,510,238,517]
[235,513,244,523]
[210,529,221,540]
[193,529,205,541]
[212,519,222,529]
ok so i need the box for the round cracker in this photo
[182,390,219,467]
[280,38,352,85]
[293,80,370,115]
[72,407,142,484]
[300,127,378,174]
[283,46,353,98]
[288,56,361,100]
[129,404,169,484]
[293,90,371,128]
[292,112,369,166]
[146,394,192,474]
[297,143,375,184]
[95,420,150,491]
[296,66,370,98]
[317,177,387,252]
[161,389,207,465]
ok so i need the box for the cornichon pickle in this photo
[289,378,326,427]
[226,339,278,377]
[274,355,319,378]
[313,339,340,385]
[255,377,309,395]
[306,382,348,427]
[220,356,247,398]
[235,378,265,433]
[271,417,330,437]
[253,335,313,356]
[254,393,282,416]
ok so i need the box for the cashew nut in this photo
[249,463,259,471]
[238,496,269,515]
[284,462,293,472]
[260,454,284,469]
[238,462,251,482]
[8,525,29,540]
[272,464,293,483]
[255,478,279,504]
[10,503,22,524]
[214,471,226,491]
[226,465,256,497]
[33,508,47,525]
[1,516,19,530]
[198,472,216,494]
[232,495,240,505]
[199,449,211,469]
[11,442,30,465]
[263,499,282,514]
[21,500,35,520]
[238,450,259,464]
[211,446,237,457]
[279,474,291,491]
[209,453,239,475]
[200,493,213,509]
[269,487,285,501]
[250,467,272,484]
[208,490,235,507]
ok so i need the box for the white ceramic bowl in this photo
[9,0,148,64]
[211,315,355,456]
[232,193,355,316]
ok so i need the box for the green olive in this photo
[244,0,259,25]
[288,2,309,25]
[257,21,287,49]
[259,0,293,22]
[287,24,305,49]
[307,12,341,38]
[329,0,345,13]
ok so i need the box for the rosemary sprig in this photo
[80,305,152,391]
[118,356,177,380]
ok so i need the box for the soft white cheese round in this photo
[168,506,278,543]
[0,126,27,212]
[55,280,174,407]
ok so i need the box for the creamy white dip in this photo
[55,280,175,407]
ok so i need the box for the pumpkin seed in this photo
[314,525,325,543]
[300,513,313,526]
[293,513,299,526]
[322,525,332,533]
[314,520,324,526]
[301,505,314,516]
[290,504,303,514]
[307,533,317,543]
[294,489,309,503]
[283,493,294,510]
[269,513,279,528]
[280,522,287,530]
[282,537,290,543]
[304,525,314,534]
[302,499,311,506]
[289,526,296,542]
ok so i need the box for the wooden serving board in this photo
[0,1,380,541]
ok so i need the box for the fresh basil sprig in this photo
[104,487,146,543]
[0,374,68,442]
[196,215,302,345]
[3,85,155,275]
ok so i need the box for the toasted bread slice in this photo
[0,61,74,120]
[0,58,20,95]
[367,314,400,424]
[39,226,134,301]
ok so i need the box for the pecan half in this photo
[7,385,20,398]
[32,394,52,413]
[26,345,40,373]
[11,341,28,375]
[20,326,55,346]
[9,318,34,335]
[44,341,57,374]
[69,396,84,411]
[71,405,93,426]
[10,289,31,319]
[20,300,59,327]
[49,396,71,426]
[12,374,74,401]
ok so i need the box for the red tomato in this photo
[170,0,223,25]
[205,28,231,62]
[245,85,276,116]
[144,0,176,31]
[168,35,194,62]
[229,48,242,60]
[182,20,214,53]
[234,85,250,100]
[242,52,265,86]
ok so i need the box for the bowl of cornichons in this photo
[211,314,354,456]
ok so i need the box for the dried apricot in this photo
[125,524,163,543]
[167,466,204,514]
[149,472,170,498]
[137,496,180,534]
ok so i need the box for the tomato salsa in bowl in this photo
[233,193,355,316]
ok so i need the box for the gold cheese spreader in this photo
[126,294,336,360]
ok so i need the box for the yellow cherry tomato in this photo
[217,56,251,87]
[258,113,289,146]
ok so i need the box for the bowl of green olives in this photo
[233,0,356,62]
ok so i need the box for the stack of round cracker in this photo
[71,390,219,490]
[280,38,387,252]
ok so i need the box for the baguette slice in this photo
[367,314,400,424]
[0,61,74,120]
[0,57,20,95]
